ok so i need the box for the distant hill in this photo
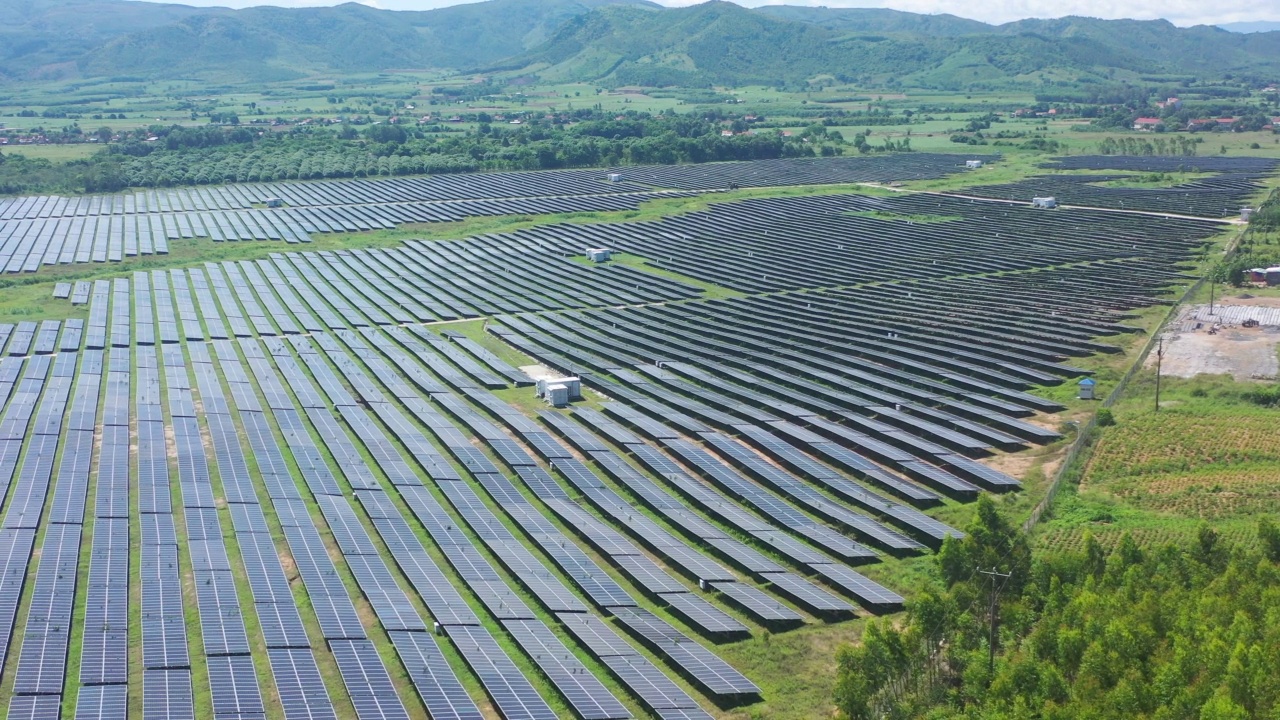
[2,0,656,81]
[753,6,991,36]
[3,0,1280,88]
[509,2,1280,89]
[0,0,218,81]
[1220,21,1280,33]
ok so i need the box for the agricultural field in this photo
[0,149,1266,720]
[1037,362,1280,555]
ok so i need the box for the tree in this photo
[1259,517,1280,562]
[96,127,113,144]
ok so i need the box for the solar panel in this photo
[329,639,410,720]
[709,582,803,626]
[255,600,311,649]
[75,684,129,720]
[143,668,194,720]
[443,625,558,720]
[6,694,61,720]
[207,654,266,719]
[500,619,631,720]
[806,563,904,612]
[387,631,483,720]
[656,592,751,639]
[610,608,759,700]
[760,571,855,618]
[599,655,706,714]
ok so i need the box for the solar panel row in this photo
[310,329,760,710]
[0,351,68,685]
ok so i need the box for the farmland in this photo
[0,148,1265,720]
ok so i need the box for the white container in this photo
[546,384,569,407]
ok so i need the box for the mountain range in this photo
[1220,22,1280,33]
[3,0,1279,89]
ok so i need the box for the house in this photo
[1187,118,1215,131]
[1249,268,1268,283]
[264,198,283,209]
[1032,197,1057,209]
[1078,377,1097,400]
[1156,97,1182,110]
[965,160,984,169]
[1268,267,1280,286]
[585,248,611,262]
[1133,117,1162,131]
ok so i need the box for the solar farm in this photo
[0,154,1257,719]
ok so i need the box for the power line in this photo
[976,567,1013,677]
[1154,336,1164,413]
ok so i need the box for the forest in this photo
[835,496,1280,720]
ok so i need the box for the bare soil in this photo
[1151,303,1280,381]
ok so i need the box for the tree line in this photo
[835,495,1280,719]
[0,108,871,195]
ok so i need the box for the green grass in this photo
[1091,171,1219,189]
[843,210,963,223]
[0,144,102,162]
[602,252,746,301]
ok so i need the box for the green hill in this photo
[3,0,1280,88]
[509,2,1280,89]
[0,0,218,81]
[4,0,657,82]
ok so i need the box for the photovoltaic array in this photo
[0,154,1251,719]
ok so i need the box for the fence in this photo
[1022,224,1248,532]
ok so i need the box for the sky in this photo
[136,0,1280,28]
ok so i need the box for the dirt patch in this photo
[981,448,1064,484]
[1022,411,1067,433]
[1225,294,1280,309]
[518,364,563,382]
[980,451,1038,481]
[1151,304,1280,381]
[164,425,178,460]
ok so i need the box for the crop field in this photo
[1037,365,1280,555]
[1088,412,1280,479]
[0,153,1257,720]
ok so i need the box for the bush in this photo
[1096,408,1116,426]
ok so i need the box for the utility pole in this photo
[1154,336,1164,413]
[1209,276,1215,315]
[977,567,1012,677]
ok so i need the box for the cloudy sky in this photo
[138,0,1280,28]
